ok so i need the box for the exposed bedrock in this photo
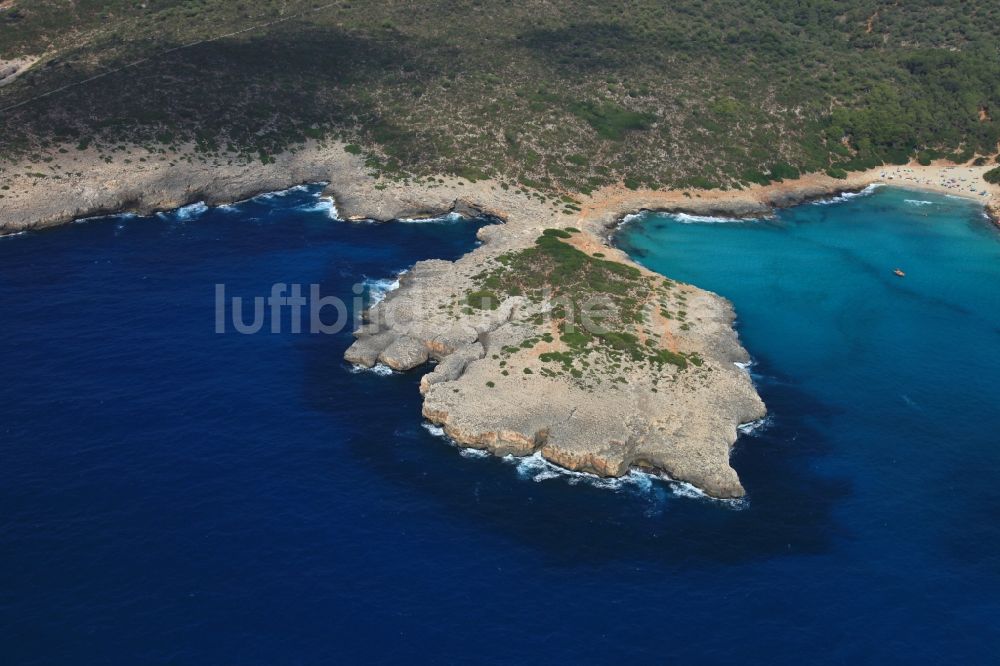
[344,209,766,499]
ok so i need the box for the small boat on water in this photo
[893,268,906,277]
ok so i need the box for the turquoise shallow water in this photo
[1,184,999,663]
[618,186,1000,658]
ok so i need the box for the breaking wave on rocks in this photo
[738,415,773,437]
[811,183,883,206]
[348,363,394,376]
[618,210,766,229]
[75,211,139,224]
[421,424,492,458]
[418,427,744,504]
[669,212,764,224]
[421,423,447,438]
[421,424,488,458]
[296,194,340,219]
[396,212,467,224]
[507,453,747,506]
[250,184,311,202]
[158,201,208,221]
[364,269,407,305]
[506,452,654,492]
[617,212,644,228]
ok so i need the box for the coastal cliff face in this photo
[3,141,998,236]
[6,142,998,497]
[345,204,766,499]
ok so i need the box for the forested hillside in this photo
[1,0,998,191]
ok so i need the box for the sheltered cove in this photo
[2,144,998,496]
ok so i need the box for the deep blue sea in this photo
[2,184,999,663]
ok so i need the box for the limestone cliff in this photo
[346,218,766,499]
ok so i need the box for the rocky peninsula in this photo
[3,143,999,496]
[345,219,766,498]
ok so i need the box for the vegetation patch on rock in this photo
[465,231,704,387]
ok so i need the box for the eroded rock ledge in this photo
[346,216,766,499]
[10,141,994,496]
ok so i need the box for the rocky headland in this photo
[344,219,766,498]
[3,143,999,496]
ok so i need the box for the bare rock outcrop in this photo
[344,206,766,499]
[0,56,38,87]
[379,335,429,371]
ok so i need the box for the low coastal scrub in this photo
[465,231,702,385]
[984,167,1000,185]
[566,101,655,141]
[2,1,999,192]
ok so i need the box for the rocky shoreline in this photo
[2,143,998,496]
[344,219,766,498]
[1,142,997,236]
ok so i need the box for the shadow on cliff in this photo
[300,325,852,569]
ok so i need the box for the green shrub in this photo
[559,328,592,349]
[741,169,772,186]
[769,162,800,180]
[568,101,654,141]
[541,228,573,239]
[466,290,500,310]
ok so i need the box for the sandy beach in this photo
[579,163,999,229]
[0,140,997,500]
[0,143,997,236]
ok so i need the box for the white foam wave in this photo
[503,452,744,505]
[422,423,446,437]
[0,230,29,239]
[670,212,761,224]
[297,196,340,219]
[812,183,883,206]
[904,199,934,206]
[365,269,408,305]
[738,415,773,437]
[422,422,491,457]
[418,433,741,505]
[252,184,310,202]
[74,212,139,224]
[666,479,711,500]
[501,452,649,493]
[349,363,394,376]
[396,212,466,223]
[160,201,208,221]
